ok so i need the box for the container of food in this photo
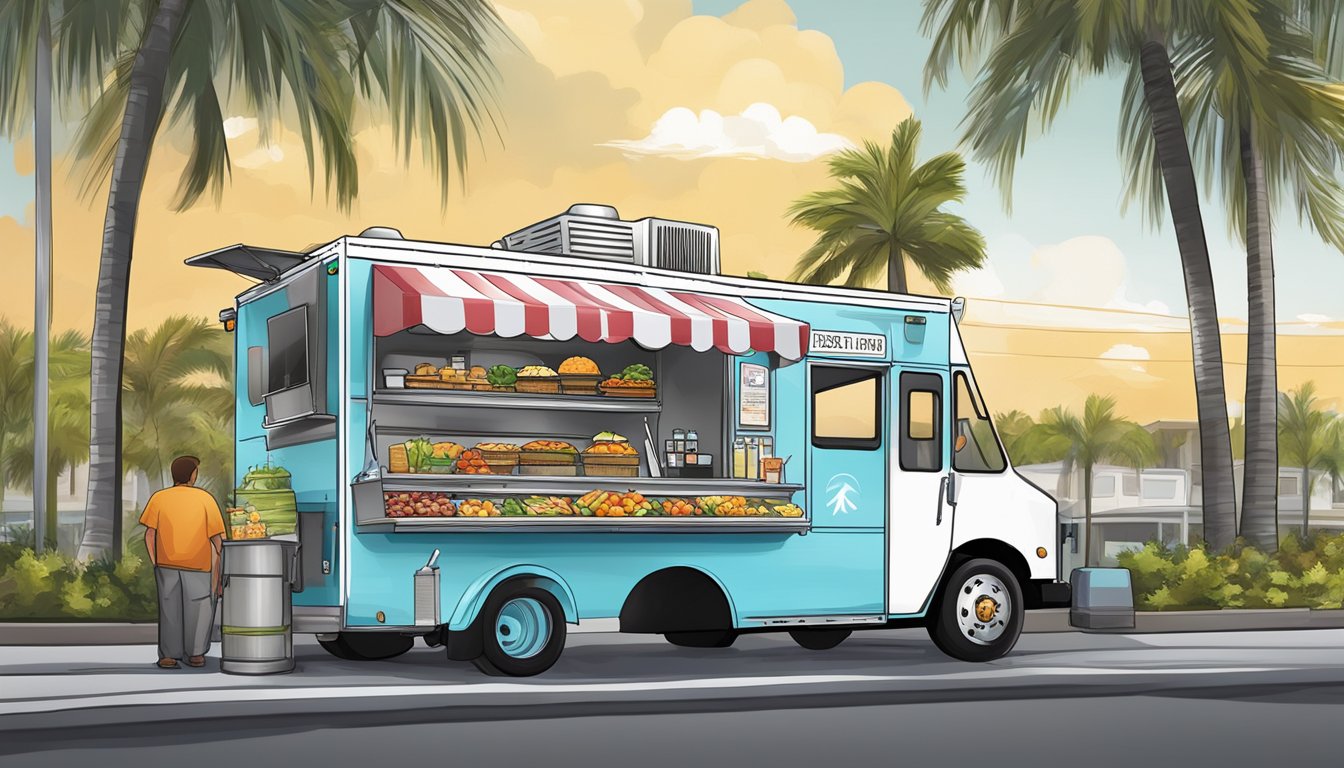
[425,457,457,474]
[388,444,409,474]
[582,455,641,477]
[516,365,561,394]
[762,456,784,484]
[519,440,578,465]
[383,368,408,389]
[518,463,579,476]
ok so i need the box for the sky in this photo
[0,0,1341,421]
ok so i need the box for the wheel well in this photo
[946,539,1033,605]
[619,567,733,634]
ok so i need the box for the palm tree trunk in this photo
[1301,473,1313,539]
[44,461,58,554]
[888,242,909,294]
[77,0,189,563]
[1083,463,1094,567]
[1238,122,1279,553]
[1138,37,1238,553]
[33,6,52,556]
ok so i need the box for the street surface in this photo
[2,628,1343,766]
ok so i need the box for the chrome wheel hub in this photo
[956,573,1011,646]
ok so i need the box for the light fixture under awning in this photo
[373,264,810,360]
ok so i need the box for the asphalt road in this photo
[3,628,1344,765]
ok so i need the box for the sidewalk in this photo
[4,608,1344,645]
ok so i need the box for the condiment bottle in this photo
[746,438,760,480]
[732,438,746,478]
[685,429,699,454]
[673,428,686,454]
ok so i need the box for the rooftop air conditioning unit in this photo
[495,204,720,275]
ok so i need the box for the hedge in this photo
[0,537,157,621]
[1118,531,1344,610]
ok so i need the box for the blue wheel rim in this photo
[496,598,551,659]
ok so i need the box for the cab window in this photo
[953,371,1007,473]
[900,372,943,472]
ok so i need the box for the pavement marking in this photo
[0,665,1291,716]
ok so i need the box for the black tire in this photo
[317,632,414,661]
[789,628,851,650]
[663,630,737,648]
[927,558,1024,662]
[473,585,566,677]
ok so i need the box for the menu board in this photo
[738,363,770,428]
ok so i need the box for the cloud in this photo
[222,116,258,139]
[602,103,853,161]
[233,145,284,168]
[1297,313,1331,323]
[1100,344,1151,361]
[951,261,1005,299]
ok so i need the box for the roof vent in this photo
[496,204,719,275]
[359,226,404,239]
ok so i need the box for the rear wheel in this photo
[663,630,737,648]
[317,632,414,661]
[927,558,1023,662]
[473,585,566,677]
[789,628,851,650]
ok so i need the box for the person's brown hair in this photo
[170,456,201,485]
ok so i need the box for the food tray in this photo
[491,385,517,393]
[515,378,561,394]
[519,451,578,465]
[559,374,603,394]
[477,450,521,465]
[518,463,579,476]
[599,384,657,398]
[405,376,472,390]
[483,462,517,475]
[583,464,640,477]
[582,453,641,466]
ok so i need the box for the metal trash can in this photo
[1069,567,1135,631]
[221,539,300,674]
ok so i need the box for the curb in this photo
[4,608,1344,645]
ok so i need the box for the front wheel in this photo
[472,585,567,677]
[664,630,737,648]
[789,628,851,651]
[927,558,1023,662]
[317,632,414,661]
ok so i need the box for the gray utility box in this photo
[1069,567,1135,631]
[221,539,300,675]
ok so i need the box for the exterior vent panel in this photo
[497,204,719,275]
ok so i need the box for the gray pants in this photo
[155,566,215,660]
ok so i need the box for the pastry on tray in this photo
[558,356,601,375]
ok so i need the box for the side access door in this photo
[887,368,954,615]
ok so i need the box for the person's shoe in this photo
[185,656,206,668]
[157,658,179,669]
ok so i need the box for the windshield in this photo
[953,370,1007,472]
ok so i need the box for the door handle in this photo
[937,476,946,526]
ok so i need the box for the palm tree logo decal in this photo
[827,474,860,516]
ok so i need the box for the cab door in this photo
[887,368,953,614]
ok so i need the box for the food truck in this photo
[190,204,1069,676]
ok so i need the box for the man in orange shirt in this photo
[139,455,226,669]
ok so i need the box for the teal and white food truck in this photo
[192,204,1069,676]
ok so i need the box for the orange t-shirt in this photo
[138,485,226,572]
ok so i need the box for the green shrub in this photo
[0,542,156,621]
[1116,531,1344,610]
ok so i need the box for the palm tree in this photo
[120,317,231,495]
[1109,424,1161,498]
[1136,1,1344,554]
[787,117,987,293]
[5,330,90,553]
[1277,382,1334,537]
[75,1,511,562]
[1035,395,1145,566]
[1317,418,1344,515]
[0,319,32,523]
[0,1,119,553]
[922,0,1240,552]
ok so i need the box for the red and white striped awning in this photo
[373,264,809,360]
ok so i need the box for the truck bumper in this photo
[1027,579,1072,609]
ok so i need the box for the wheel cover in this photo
[955,573,1011,646]
[496,597,552,659]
